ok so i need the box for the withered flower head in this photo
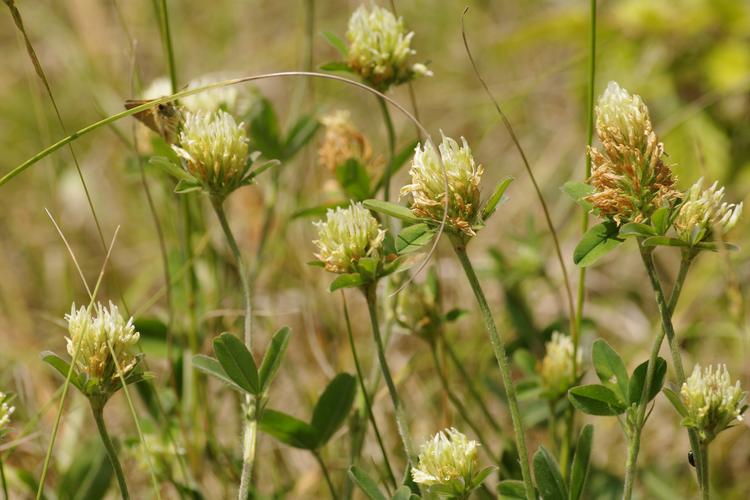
[317,110,374,172]
[586,81,679,224]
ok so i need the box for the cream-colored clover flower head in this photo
[313,202,386,273]
[346,4,431,90]
[142,77,173,100]
[66,302,141,383]
[173,110,251,198]
[680,364,747,443]
[538,332,581,401]
[395,273,441,343]
[181,75,252,117]
[0,392,15,439]
[401,133,484,237]
[318,110,374,172]
[674,177,743,245]
[412,428,480,495]
[587,81,679,224]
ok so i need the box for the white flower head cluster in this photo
[313,202,386,274]
[142,77,173,100]
[65,302,141,381]
[173,110,250,196]
[596,81,651,149]
[0,392,14,438]
[412,428,479,488]
[401,133,483,236]
[674,177,743,245]
[181,75,252,117]
[346,4,431,90]
[539,332,581,400]
[680,364,747,443]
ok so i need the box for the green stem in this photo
[548,402,559,454]
[429,342,501,466]
[157,0,178,93]
[313,451,339,500]
[376,96,396,201]
[211,197,257,498]
[0,455,8,500]
[92,402,130,500]
[341,293,397,490]
[440,331,501,433]
[450,239,534,500]
[622,429,641,500]
[363,284,415,464]
[700,443,709,500]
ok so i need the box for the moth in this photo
[124,99,182,144]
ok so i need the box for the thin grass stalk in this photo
[429,343,501,467]
[92,401,130,499]
[313,450,339,500]
[0,456,8,500]
[341,293,397,491]
[450,239,534,500]
[362,284,415,465]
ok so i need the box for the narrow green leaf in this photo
[173,178,202,194]
[651,207,671,235]
[573,220,623,267]
[482,176,514,220]
[248,97,283,159]
[641,236,690,248]
[628,357,667,406]
[258,327,292,394]
[355,257,379,281]
[569,424,594,500]
[662,387,688,418]
[372,140,419,193]
[193,355,245,393]
[320,31,348,55]
[568,385,627,416]
[329,273,367,292]
[395,223,435,254]
[533,446,567,500]
[149,156,192,181]
[363,199,419,223]
[41,351,84,392]
[694,240,740,252]
[497,480,527,499]
[283,115,320,160]
[591,339,629,401]
[391,486,413,500]
[259,409,318,449]
[471,466,497,489]
[561,181,594,210]
[213,333,259,395]
[319,61,352,72]
[311,373,357,447]
[336,159,371,201]
[619,222,656,238]
[348,466,387,500]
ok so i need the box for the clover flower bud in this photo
[173,110,251,198]
[313,202,386,274]
[346,5,431,90]
[395,275,441,343]
[538,332,581,401]
[318,110,374,172]
[674,177,743,245]
[401,133,484,237]
[0,392,14,439]
[65,302,141,383]
[587,82,679,224]
[680,364,747,443]
[412,428,481,495]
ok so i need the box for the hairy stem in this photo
[622,429,641,500]
[211,197,257,498]
[92,403,129,500]
[363,284,415,465]
[450,239,534,500]
[700,443,710,500]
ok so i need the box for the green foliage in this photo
[573,220,624,267]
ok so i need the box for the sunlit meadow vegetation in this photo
[0,1,749,499]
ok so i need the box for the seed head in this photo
[0,392,14,439]
[313,202,386,274]
[587,82,679,224]
[412,428,480,494]
[173,110,251,197]
[317,110,373,172]
[680,364,747,443]
[65,302,141,383]
[346,4,431,90]
[674,177,743,245]
[401,133,483,237]
[538,332,581,401]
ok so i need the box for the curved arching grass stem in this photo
[450,237,534,500]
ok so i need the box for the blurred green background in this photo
[0,0,748,498]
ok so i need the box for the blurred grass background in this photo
[0,0,748,498]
